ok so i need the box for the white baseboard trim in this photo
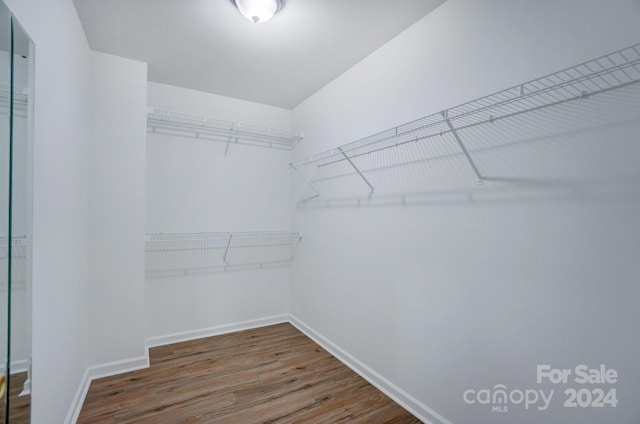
[145,314,289,349]
[11,358,29,374]
[64,368,90,424]
[88,355,150,381]
[288,315,453,424]
[0,358,29,375]
[65,355,150,424]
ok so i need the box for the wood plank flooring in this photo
[78,323,421,423]
[1,372,30,424]
[9,372,30,424]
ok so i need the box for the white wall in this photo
[88,51,147,367]
[148,82,292,128]
[146,82,293,340]
[291,1,640,423]
[4,0,92,422]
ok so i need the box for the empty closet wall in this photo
[145,82,293,342]
[290,1,640,423]
[88,51,148,369]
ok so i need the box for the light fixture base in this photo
[231,0,285,24]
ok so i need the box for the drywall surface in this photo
[88,51,148,366]
[145,82,292,339]
[147,82,293,128]
[4,0,92,421]
[291,0,640,423]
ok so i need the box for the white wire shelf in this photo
[145,231,303,277]
[0,236,28,287]
[290,42,640,198]
[147,107,303,152]
[0,84,28,103]
[0,84,28,114]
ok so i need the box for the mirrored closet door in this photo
[1,1,33,422]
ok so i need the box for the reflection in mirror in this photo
[1,1,32,422]
[0,2,9,419]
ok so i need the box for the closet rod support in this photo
[223,234,233,265]
[291,165,321,200]
[224,124,236,156]
[443,110,484,185]
[300,193,320,203]
[338,146,374,197]
[291,133,304,150]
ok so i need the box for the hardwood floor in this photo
[78,323,421,423]
[9,372,30,424]
[1,372,30,424]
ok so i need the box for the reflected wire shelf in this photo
[0,236,28,286]
[0,84,28,114]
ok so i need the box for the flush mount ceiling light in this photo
[232,0,285,24]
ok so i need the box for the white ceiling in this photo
[73,0,445,109]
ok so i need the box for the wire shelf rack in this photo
[0,84,28,114]
[145,231,303,277]
[0,236,28,287]
[147,107,303,152]
[290,42,640,200]
[0,84,28,103]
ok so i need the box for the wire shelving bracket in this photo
[147,107,303,152]
[290,42,640,198]
[145,231,303,277]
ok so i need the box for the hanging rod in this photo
[147,107,303,151]
[289,42,640,169]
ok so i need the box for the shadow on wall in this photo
[293,84,640,209]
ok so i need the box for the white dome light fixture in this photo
[232,0,285,24]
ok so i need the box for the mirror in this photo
[0,1,33,422]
